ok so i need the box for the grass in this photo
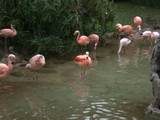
[114,2,160,26]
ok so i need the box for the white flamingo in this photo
[118,38,132,54]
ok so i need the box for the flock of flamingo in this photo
[0,15,159,83]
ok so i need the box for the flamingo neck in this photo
[8,60,13,74]
[76,32,81,44]
[11,25,17,36]
[118,44,122,54]
[137,25,141,31]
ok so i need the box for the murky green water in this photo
[0,39,154,120]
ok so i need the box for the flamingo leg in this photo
[4,38,8,56]
[36,73,39,81]
[33,73,36,81]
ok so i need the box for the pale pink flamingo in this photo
[118,38,132,54]
[74,51,92,74]
[0,54,16,84]
[151,32,160,43]
[116,23,122,29]
[141,31,153,45]
[26,54,45,80]
[119,25,135,39]
[74,30,91,46]
[116,23,124,40]
[133,16,142,32]
[88,34,99,50]
[0,24,17,55]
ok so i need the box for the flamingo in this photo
[0,54,16,84]
[141,31,153,45]
[119,25,135,39]
[116,23,122,29]
[133,16,142,32]
[88,34,99,50]
[151,32,160,43]
[0,24,17,55]
[141,31,152,38]
[118,38,132,54]
[26,54,45,81]
[74,30,91,46]
[74,51,92,74]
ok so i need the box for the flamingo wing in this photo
[0,29,14,37]
[74,55,87,63]
[0,64,8,80]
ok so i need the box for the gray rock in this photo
[146,40,160,117]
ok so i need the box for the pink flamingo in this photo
[118,38,132,54]
[26,54,45,80]
[0,24,17,55]
[88,34,99,50]
[141,31,156,46]
[116,23,122,29]
[119,25,135,39]
[133,16,142,32]
[74,51,92,74]
[0,54,16,83]
[141,31,152,37]
[74,30,91,46]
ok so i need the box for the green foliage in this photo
[129,0,160,8]
[0,0,115,56]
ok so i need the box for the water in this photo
[0,39,154,120]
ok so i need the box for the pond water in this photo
[0,39,154,120]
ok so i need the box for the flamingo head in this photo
[116,23,122,29]
[8,54,16,64]
[25,63,31,71]
[74,30,80,35]
[86,51,89,56]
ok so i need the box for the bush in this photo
[0,0,115,56]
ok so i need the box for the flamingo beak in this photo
[25,67,28,71]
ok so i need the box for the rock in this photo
[146,40,160,117]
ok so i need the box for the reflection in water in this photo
[0,40,153,120]
[71,70,90,105]
[24,90,44,119]
[118,54,130,68]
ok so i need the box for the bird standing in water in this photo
[0,24,17,56]
[0,54,16,86]
[133,16,142,32]
[116,23,122,29]
[141,31,153,46]
[118,38,132,54]
[151,32,160,43]
[119,25,135,39]
[74,51,92,75]
[88,34,99,50]
[26,54,45,81]
[74,30,91,46]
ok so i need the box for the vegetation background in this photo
[0,0,115,57]
[0,0,159,58]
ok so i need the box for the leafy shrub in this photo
[0,0,115,56]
